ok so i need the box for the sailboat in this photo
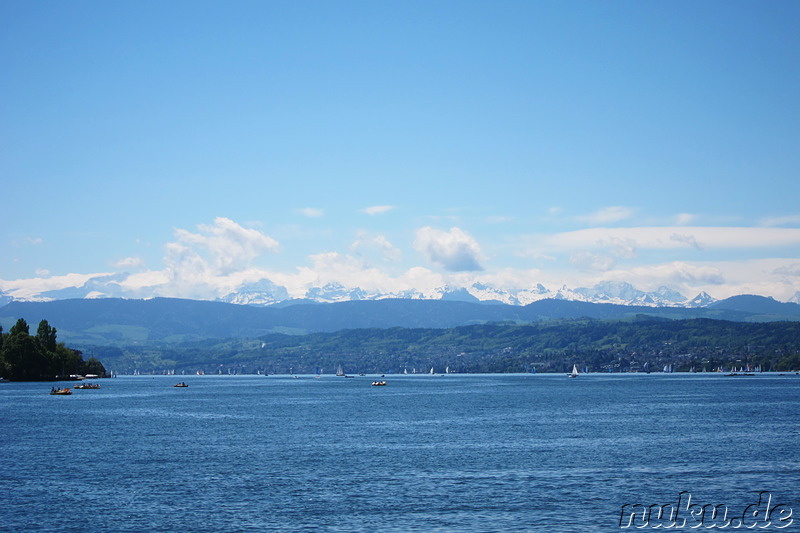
[567,364,579,378]
[336,365,344,377]
[430,367,434,375]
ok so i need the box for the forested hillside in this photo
[3,296,800,347]
[87,317,800,375]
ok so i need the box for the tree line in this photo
[0,318,107,381]
[85,317,800,375]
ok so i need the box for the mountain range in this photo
[0,277,737,308]
[1,293,799,350]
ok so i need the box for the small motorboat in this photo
[173,382,189,388]
[371,380,387,386]
[50,387,72,395]
[74,383,100,389]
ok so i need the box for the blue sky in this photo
[2,0,799,302]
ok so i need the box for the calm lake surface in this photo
[1,373,798,532]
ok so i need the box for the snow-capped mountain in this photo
[687,291,716,307]
[219,280,290,306]
[212,280,716,308]
[0,274,725,308]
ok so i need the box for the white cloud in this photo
[675,213,696,225]
[101,217,285,300]
[291,252,395,295]
[362,205,395,215]
[172,217,280,276]
[578,206,636,225]
[601,237,637,259]
[350,232,402,262]
[299,208,324,218]
[760,214,800,227]
[396,266,444,295]
[547,227,800,251]
[569,252,617,272]
[414,227,485,272]
[669,233,704,250]
[0,272,113,300]
[485,215,514,224]
[12,236,43,247]
[35,268,50,276]
[112,256,145,270]
[773,263,800,277]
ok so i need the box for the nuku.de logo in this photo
[619,491,793,529]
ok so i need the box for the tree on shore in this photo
[0,318,106,381]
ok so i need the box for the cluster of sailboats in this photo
[565,362,772,377]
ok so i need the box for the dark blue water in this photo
[1,374,798,532]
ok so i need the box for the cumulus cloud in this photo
[362,205,395,215]
[288,252,396,296]
[578,206,636,225]
[414,227,484,272]
[675,213,696,225]
[350,232,402,262]
[172,217,280,276]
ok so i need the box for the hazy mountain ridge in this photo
[1,294,798,350]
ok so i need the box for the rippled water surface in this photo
[1,374,798,532]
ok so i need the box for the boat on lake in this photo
[567,364,579,378]
[50,387,72,395]
[173,382,189,387]
[371,380,387,386]
[74,383,100,389]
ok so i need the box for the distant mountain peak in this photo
[688,291,716,308]
[440,287,481,303]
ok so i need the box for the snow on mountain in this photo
[687,291,717,308]
[219,280,290,306]
[573,281,690,307]
[0,289,13,306]
[440,287,482,303]
[0,274,747,309]
[305,282,370,303]
[39,273,130,300]
[151,280,708,308]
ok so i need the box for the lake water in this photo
[1,373,798,532]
